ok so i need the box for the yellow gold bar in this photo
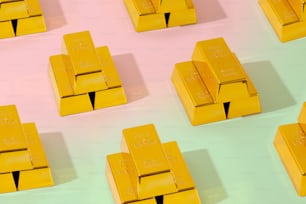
[62,31,102,75]
[134,0,155,14]
[18,167,54,190]
[0,21,15,39]
[192,38,248,102]
[49,55,74,97]
[16,15,47,36]
[0,1,29,21]
[0,105,27,152]
[23,123,49,168]
[24,0,43,16]
[0,150,32,173]
[0,173,16,193]
[124,0,166,32]
[159,0,187,13]
[163,141,195,191]
[171,61,226,125]
[164,189,202,204]
[121,124,170,176]
[94,87,127,110]
[267,0,299,25]
[96,46,122,88]
[106,153,138,204]
[274,123,306,196]
[286,0,305,20]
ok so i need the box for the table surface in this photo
[1,0,306,203]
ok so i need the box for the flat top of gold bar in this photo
[195,38,246,84]
[63,31,102,75]
[280,124,306,174]
[122,124,170,176]
[0,105,27,152]
[175,61,213,106]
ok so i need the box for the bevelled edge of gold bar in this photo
[121,124,170,177]
[274,123,306,196]
[0,105,27,153]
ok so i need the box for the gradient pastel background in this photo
[1,0,306,203]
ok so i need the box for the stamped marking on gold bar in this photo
[63,31,101,75]
[122,124,170,176]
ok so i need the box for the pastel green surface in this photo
[0,0,306,203]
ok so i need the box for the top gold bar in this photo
[62,31,102,75]
[192,38,246,84]
[121,124,170,177]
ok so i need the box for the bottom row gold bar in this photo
[0,167,53,193]
[0,16,46,39]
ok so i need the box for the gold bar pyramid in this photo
[48,30,127,116]
[0,0,46,38]
[274,102,306,196]
[123,0,197,32]
[0,105,53,193]
[259,0,306,42]
[171,37,261,125]
[106,124,202,204]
